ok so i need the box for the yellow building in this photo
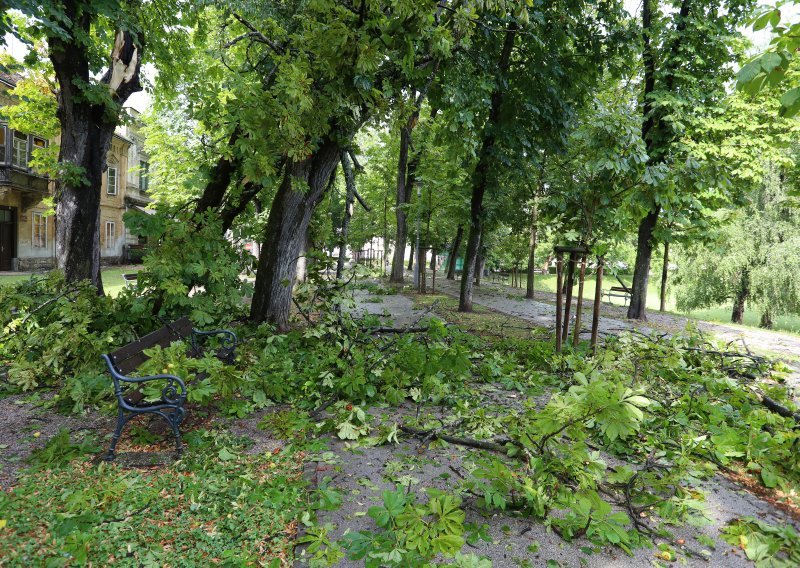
[0,71,141,271]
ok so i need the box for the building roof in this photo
[0,71,24,88]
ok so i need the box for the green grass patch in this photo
[0,429,310,566]
[0,266,141,298]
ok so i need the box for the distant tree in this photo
[675,165,800,327]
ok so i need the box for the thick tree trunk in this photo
[336,151,356,280]
[731,269,749,324]
[250,139,340,330]
[390,111,419,283]
[459,23,517,312]
[407,243,415,272]
[49,19,142,293]
[446,225,463,280]
[526,201,538,299]
[627,209,659,320]
[659,241,669,312]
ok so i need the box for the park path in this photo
[299,290,797,568]
[430,274,800,394]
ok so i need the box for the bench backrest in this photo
[108,317,193,375]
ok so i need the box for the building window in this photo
[139,161,149,191]
[12,131,28,168]
[107,167,118,195]
[105,221,116,249]
[0,126,6,164]
[32,212,47,248]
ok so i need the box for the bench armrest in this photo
[101,354,187,406]
[191,328,238,351]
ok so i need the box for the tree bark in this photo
[250,138,340,330]
[659,241,669,312]
[459,22,517,312]
[760,310,773,329]
[49,15,143,294]
[446,225,463,280]
[628,0,690,320]
[627,210,659,320]
[390,110,419,283]
[526,200,539,299]
[336,151,356,279]
[731,269,749,324]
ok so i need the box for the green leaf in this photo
[217,447,236,461]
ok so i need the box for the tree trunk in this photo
[446,225,463,280]
[408,242,415,272]
[250,139,340,330]
[627,209,659,320]
[459,23,517,312]
[474,246,485,287]
[49,19,142,294]
[296,230,309,283]
[659,241,669,312]
[336,151,355,279]
[526,201,539,299]
[731,269,749,324]
[760,310,773,329]
[390,110,419,283]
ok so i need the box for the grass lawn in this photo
[0,266,141,298]
[495,272,800,335]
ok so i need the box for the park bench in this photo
[602,276,633,306]
[122,273,138,288]
[101,316,238,461]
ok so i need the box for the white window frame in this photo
[139,160,149,191]
[107,166,118,196]
[105,220,116,250]
[31,212,47,248]
[12,131,28,168]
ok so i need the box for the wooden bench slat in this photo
[110,316,193,374]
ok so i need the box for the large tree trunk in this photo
[659,241,669,312]
[459,23,517,312]
[250,139,340,330]
[49,20,142,293]
[731,269,749,324]
[336,152,355,279]
[526,201,538,299]
[390,110,419,283]
[446,225,463,280]
[627,210,659,320]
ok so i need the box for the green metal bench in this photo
[101,316,237,461]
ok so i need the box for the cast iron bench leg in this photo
[105,409,132,461]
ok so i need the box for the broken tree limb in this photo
[400,425,515,453]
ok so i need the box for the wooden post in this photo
[555,252,564,353]
[591,257,604,355]
[572,255,587,347]
[561,252,576,343]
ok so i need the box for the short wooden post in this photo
[572,254,587,348]
[561,252,576,343]
[555,252,564,353]
[591,257,604,355]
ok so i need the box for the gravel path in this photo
[298,289,798,567]
[431,275,800,395]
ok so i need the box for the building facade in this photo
[0,72,147,271]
